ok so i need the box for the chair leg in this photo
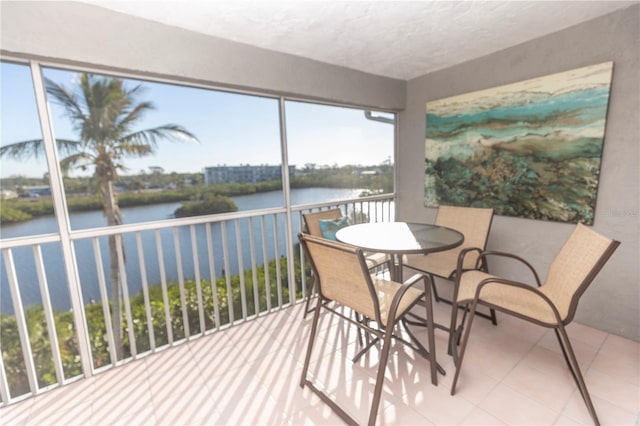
[423,276,438,385]
[489,307,498,325]
[429,274,441,303]
[355,312,365,347]
[448,295,471,355]
[554,326,601,425]
[368,320,395,426]
[300,297,323,388]
[456,308,469,347]
[448,297,460,356]
[302,277,316,319]
[451,300,479,395]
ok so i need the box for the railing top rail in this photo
[290,193,394,213]
[67,206,288,240]
[0,233,62,250]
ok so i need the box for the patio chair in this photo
[450,223,620,426]
[301,208,388,317]
[403,205,495,350]
[298,232,438,426]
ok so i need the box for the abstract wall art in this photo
[424,62,613,224]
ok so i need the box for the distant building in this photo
[353,167,384,176]
[22,185,51,198]
[203,164,295,185]
[1,189,18,199]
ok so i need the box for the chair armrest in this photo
[473,277,562,324]
[403,273,426,287]
[452,247,485,280]
[383,273,428,326]
[477,251,542,287]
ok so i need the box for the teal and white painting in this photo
[424,62,613,224]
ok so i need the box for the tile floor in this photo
[1,299,638,425]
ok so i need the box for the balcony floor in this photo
[1,299,639,425]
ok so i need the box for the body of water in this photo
[0,188,368,313]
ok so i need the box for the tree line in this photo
[1,172,392,223]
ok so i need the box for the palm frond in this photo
[60,152,94,175]
[45,78,85,126]
[115,143,155,158]
[0,139,45,159]
[79,74,125,144]
[0,136,83,161]
[124,82,146,99]
[117,101,154,132]
[120,125,199,148]
[56,139,83,156]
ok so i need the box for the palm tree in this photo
[1,73,198,359]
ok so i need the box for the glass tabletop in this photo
[335,222,464,255]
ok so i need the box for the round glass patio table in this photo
[336,222,464,281]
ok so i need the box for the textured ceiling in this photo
[81,1,636,80]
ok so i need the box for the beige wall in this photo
[397,5,640,341]
[0,1,405,110]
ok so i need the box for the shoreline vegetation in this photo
[0,255,303,399]
[0,167,393,224]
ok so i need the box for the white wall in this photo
[0,1,405,110]
[397,5,640,341]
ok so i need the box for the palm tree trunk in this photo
[102,179,124,360]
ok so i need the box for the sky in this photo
[0,62,394,179]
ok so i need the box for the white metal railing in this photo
[0,193,394,405]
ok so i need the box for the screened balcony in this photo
[1,2,639,425]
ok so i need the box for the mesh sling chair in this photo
[301,208,389,318]
[403,206,496,350]
[450,223,620,426]
[298,233,438,426]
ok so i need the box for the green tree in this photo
[0,73,198,359]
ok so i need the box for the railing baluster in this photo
[92,238,117,365]
[0,347,10,403]
[115,235,136,357]
[234,219,247,319]
[372,199,377,222]
[273,215,283,307]
[2,248,38,395]
[261,216,271,312]
[221,222,234,323]
[32,245,64,384]
[205,224,221,330]
[298,213,307,303]
[190,225,205,334]
[248,217,260,317]
[155,230,173,345]
[172,228,190,339]
[135,232,155,351]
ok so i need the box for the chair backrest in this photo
[434,206,494,269]
[302,208,343,237]
[299,233,381,322]
[541,223,620,323]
